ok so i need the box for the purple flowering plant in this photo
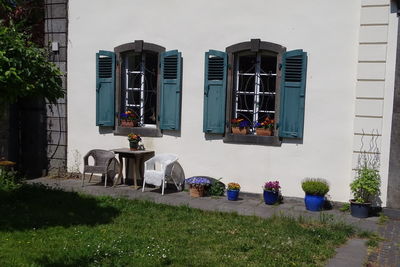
[231,118,251,128]
[185,177,211,188]
[264,180,280,193]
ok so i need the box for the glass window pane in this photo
[258,112,274,122]
[260,75,276,93]
[127,91,140,105]
[238,74,255,93]
[259,94,275,112]
[237,94,254,111]
[238,54,256,73]
[260,54,277,73]
[128,73,142,89]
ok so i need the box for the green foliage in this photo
[378,213,389,225]
[0,22,64,114]
[0,170,23,191]
[208,178,225,196]
[339,203,350,212]
[301,178,329,196]
[0,184,356,266]
[350,167,380,203]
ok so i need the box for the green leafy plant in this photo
[350,167,380,204]
[0,170,23,191]
[378,214,389,225]
[0,22,64,115]
[339,203,350,212]
[301,178,329,196]
[208,178,225,196]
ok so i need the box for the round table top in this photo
[0,160,16,166]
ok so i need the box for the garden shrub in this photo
[301,178,329,196]
[0,170,23,191]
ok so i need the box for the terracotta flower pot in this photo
[256,128,273,136]
[232,127,249,135]
[121,120,135,127]
[190,185,206,197]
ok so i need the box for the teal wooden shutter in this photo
[279,50,307,138]
[203,50,227,133]
[160,50,182,130]
[96,50,115,126]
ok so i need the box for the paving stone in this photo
[326,239,367,267]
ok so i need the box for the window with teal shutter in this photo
[96,50,115,127]
[203,50,228,134]
[159,50,182,130]
[279,49,307,139]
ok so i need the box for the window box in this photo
[231,127,249,135]
[255,128,273,136]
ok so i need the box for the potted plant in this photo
[185,177,211,197]
[120,110,138,127]
[226,182,241,201]
[255,118,274,136]
[127,133,141,151]
[350,167,380,218]
[263,180,280,205]
[231,118,250,135]
[301,178,329,211]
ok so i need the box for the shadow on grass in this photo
[34,254,95,267]
[0,184,120,231]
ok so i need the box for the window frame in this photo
[224,39,286,146]
[113,40,165,137]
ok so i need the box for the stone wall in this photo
[44,0,68,175]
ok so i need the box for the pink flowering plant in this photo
[264,180,280,193]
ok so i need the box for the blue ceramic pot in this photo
[227,189,239,201]
[263,190,279,205]
[304,194,325,211]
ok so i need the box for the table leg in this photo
[132,158,140,189]
[118,154,124,184]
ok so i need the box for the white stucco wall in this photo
[68,0,362,202]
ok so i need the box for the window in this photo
[95,40,183,137]
[233,51,277,132]
[203,39,307,145]
[121,51,158,126]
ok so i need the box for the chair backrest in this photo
[145,153,178,171]
[152,153,178,163]
[87,149,115,166]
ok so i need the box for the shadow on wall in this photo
[0,184,120,231]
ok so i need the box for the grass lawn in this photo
[0,183,357,266]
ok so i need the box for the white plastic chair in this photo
[142,153,181,195]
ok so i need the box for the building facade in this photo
[67,0,399,205]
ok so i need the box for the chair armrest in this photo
[145,157,156,170]
[83,150,94,166]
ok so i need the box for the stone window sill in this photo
[223,134,282,146]
[114,126,162,137]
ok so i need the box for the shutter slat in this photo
[163,55,178,79]
[203,50,227,133]
[279,49,307,139]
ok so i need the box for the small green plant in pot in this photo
[350,132,381,218]
[301,178,329,212]
[350,167,380,218]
